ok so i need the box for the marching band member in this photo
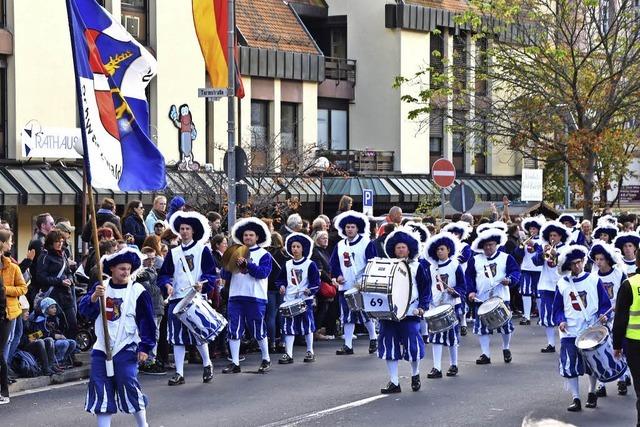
[220,217,273,374]
[592,223,618,244]
[442,221,473,334]
[533,220,570,353]
[378,228,430,393]
[405,221,431,340]
[276,233,320,364]
[614,232,640,277]
[80,247,156,427]
[588,241,629,397]
[158,212,216,386]
[558,213,585,245]
[330,210,378,355]
[466,228,521,364]
[551,245,611,412]
[597,214,618,228]
[424,232,466,378]
[514,216,545,326]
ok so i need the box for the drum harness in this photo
[567,276,613,330]
[473,263,506,304]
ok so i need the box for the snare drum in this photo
[424,304,458,333]
[344,288,364,312]
[173,291,228,345]
[477,297,512,330]
[279,299,307,318]
[360,257,412,321]
[576,325,628,383]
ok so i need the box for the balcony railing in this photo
[317,149,394,173]
[325,57,356,86]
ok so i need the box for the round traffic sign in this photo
[431,158,456,188]
[449,182,475,213]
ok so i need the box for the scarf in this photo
[152,208,167,221]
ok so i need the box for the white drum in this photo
[424,304,458,333]
[279,299,307,318]
[576,325,628,383]
[477,297,511,330]
[344,288,364,312]
[173,290,227,345]
[360,257,412,321]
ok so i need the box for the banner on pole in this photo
[521,168,543,201]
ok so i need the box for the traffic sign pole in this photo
[441,189,446,221]
[431,158,457,222]
[461,182,466,212]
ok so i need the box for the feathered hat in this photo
[540,220,570,245]
[284,232,314,260]
[101,246,145,277]
[522,215,546,233]
[231,217,272,248]
[471,228,508,252]
[425,232,461,265]
[597,214,618,228]
[588,240,621,268]
[333,210,370,239]
[405,221,431,257]
[557,245,588,275]
[442,221,472,241]
[593,224,618,241]
[383,227,421,260]
[477,221,508,234]
[558,213,578,227]
[169,211,210,245]
[614,231,640,251]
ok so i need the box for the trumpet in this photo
[519,235,534,249]
[544,242,558,264]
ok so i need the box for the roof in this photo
[405,0,470,12]
[285,0,327,6]
[236,0,321,55]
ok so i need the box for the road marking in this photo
[13,379,89,397]
[260,395,387,427]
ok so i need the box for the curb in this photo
[9,352,91,394]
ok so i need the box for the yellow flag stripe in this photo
[192,0,228,87]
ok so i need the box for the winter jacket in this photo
[34,250,74,309]
[137,267,164,317]
[81,210,122,244]
[122,214,147,248]
[1,255,28,320]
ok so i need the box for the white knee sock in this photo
[523,296,532,320]
[588,375,597,393]
[229,339,241,365]
[545,327,556,347]
[97,414,112,427]
[258,337,270,362]
[449,346,458,366]
[460,313,467,327]
[410,360,420,376]
[305,333,314,353]
[344,323,355,348]
[567,377,580,399]
[501,333,511,350]
[386,360,399,385]
[364,320,377,340]
[536,298,542,320]
[479,335,491,357]
[284,335,295,358]
[133,409,148,427]
[196,344,211,367]
[432,344,443,371]
[174,345,186,376]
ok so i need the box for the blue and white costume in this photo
[614,232,640,277]
[441,221,473,329]
[80,248,156,426]
[551,245,611,404]
[514,216,545,323]
[276,233,320,361]
[330,210,378,353]
[405,221,431,336]
[559,214,585,246]
[533,220,570,350]
[377,228,430,393]
[467,228,520,362]
[221,217,273,370]
[593,224,618,244]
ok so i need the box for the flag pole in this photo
[226,0,237,229]
[66,0,113,376]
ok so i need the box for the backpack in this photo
[12,350,41,378]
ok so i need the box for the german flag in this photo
[192,0,245,98]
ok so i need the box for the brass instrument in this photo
[519,235,534,249]
[221,244,251,273]
[544,242,559,265]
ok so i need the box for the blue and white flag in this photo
[67,0,166,191]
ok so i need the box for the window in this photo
[0,0,5,27]
[330,27,347,59]
[475,38,488,97]
[430,32,445,89]
[452,110,466,172]
[475,117,488,174]
[121,0,148,45]
[453,32,467,94]
[317,107,348,150]
[281,103,299,171]
[251,101,270,171]
[429,109,444,169]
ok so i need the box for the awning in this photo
[323,177,397,202]
[1,167,78,206]
[0,171,19,206]
[59,168,134,206]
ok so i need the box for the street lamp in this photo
[314,156,331,215]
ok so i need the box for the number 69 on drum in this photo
[362,292,390,312]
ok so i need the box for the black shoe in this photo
[476,354,491,365]
[140,361,167,376]
[503,349,512,363]
[203,365,213,383]
[446,365,458,377]
[626,375,632,386]
[380,381,401,394]
[71,355,84,368]
[595,384,607,397]
[258,359,271,373]
[278,354,294,364]
[303,351,315,363]
[167,373,185,386]
[567,398,581,412]
[411,374,421,392]
[427,368,442,379]
[222,363,241,374]
[368,339,378,354]
[336,345,354,355]
[541,345,556,353]
[519,319,531,325]
[618,381,628,396]
[460,326,467,336]
[585,392,597,408]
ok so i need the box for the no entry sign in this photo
[432,158,456,188]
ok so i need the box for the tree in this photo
[395,0,640,219]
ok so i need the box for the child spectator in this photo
[137,247,165,375]
[17,296,60,375]
[34,297,79,368]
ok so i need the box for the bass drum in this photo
[360,257,412,321]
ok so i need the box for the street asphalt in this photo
[1,321,636,427]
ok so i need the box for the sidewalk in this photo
[9,352,91,394]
